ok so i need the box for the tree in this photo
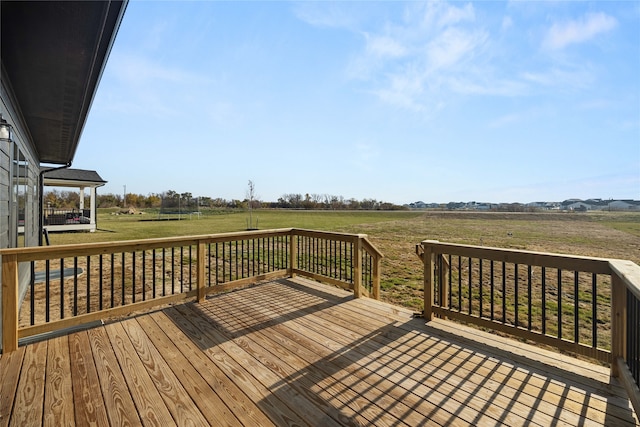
[247,180,258,229]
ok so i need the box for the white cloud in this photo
[447,76,527,97]
[293,2,359,29]
[426,27,487,71]
[543,12,617,50]
[438,2,476,27]
[365,34,407,58]
[342,2,493,112]
[417,1,476,29]
[521,65,595,90]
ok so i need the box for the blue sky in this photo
[75,1,640,204]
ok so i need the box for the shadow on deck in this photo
[1,277,638,426]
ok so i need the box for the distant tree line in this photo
[271,193,405,210]
[43,189,407,211]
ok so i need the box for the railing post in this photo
[197,241,206,302]
[289,231,297,278]
[438,255,449,309]
[353,237,362,298]
[611,271,628,377]
[2,253,19,353]
[372,252,381,300]
[422,240,436,321]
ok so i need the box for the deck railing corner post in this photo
[422,241,435,321]
[289,230,297,278]
[610,270,627,377]
[353,237,362,298]
[196,241,206,302]
[2,253,19,353]
[373,250,381,300]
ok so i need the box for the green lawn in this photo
[47,209,423,245]
[46,208,640,312]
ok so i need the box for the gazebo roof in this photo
[43,168,107,188]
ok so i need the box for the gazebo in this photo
[42,168,106,233]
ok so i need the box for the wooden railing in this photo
[417,240,640,416]
[1,228,382,353]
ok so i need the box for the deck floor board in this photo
[2,277,638,426]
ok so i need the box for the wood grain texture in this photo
[88,327,141,427]
[146,310,277,427]
[104,321,176,427]
[68,331,110,426]
[1,277,638,426]
[0,346,24,426]
[11,340,47,426]
[43,335,74,427]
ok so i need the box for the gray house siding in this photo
[1,72,42,349]
[0,146,9,250]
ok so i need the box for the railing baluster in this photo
[528,265,532,331]
[221,242,225,284]
[592,273,597,349]
[448,254,453,310]
[215,243,219,285]
[514,263,518,327]
[62,258,67,320]
[152,249,156,298]
[142,251,147,301]
[207,244,212,286]
[558,269,562,339]
[479,259,483,317]
[542,266,547,335]
[110,253,115,308]
[574,271,579,344]
[189,245,193,290]
[86,256,91,314]
[490,260,494,321]
[234,241,238,280]
[501,262,506,324]
[30,261,35,326]
[99,254,104,311]
[162,247,167,296]
[121,252,125,306]
[468,257,472,315]
[132,251,136,304]
[458,256,462,312]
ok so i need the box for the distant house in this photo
[410,201,427,209]
[565,202,591,211]
[608,200,640,211]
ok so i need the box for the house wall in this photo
[1,69,42,351]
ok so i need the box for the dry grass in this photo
[41,209,640,316]
[334,211,640,311]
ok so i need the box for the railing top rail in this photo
[0,228,295,261]
[289,229,382,258]
[609,259,640,301]
[361,237,384,259]
[420,239,611,273]
[0,228,379,263]
[291,228,361,242]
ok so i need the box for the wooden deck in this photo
[1,277,638,426]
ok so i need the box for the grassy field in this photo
[48,208,640,311]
